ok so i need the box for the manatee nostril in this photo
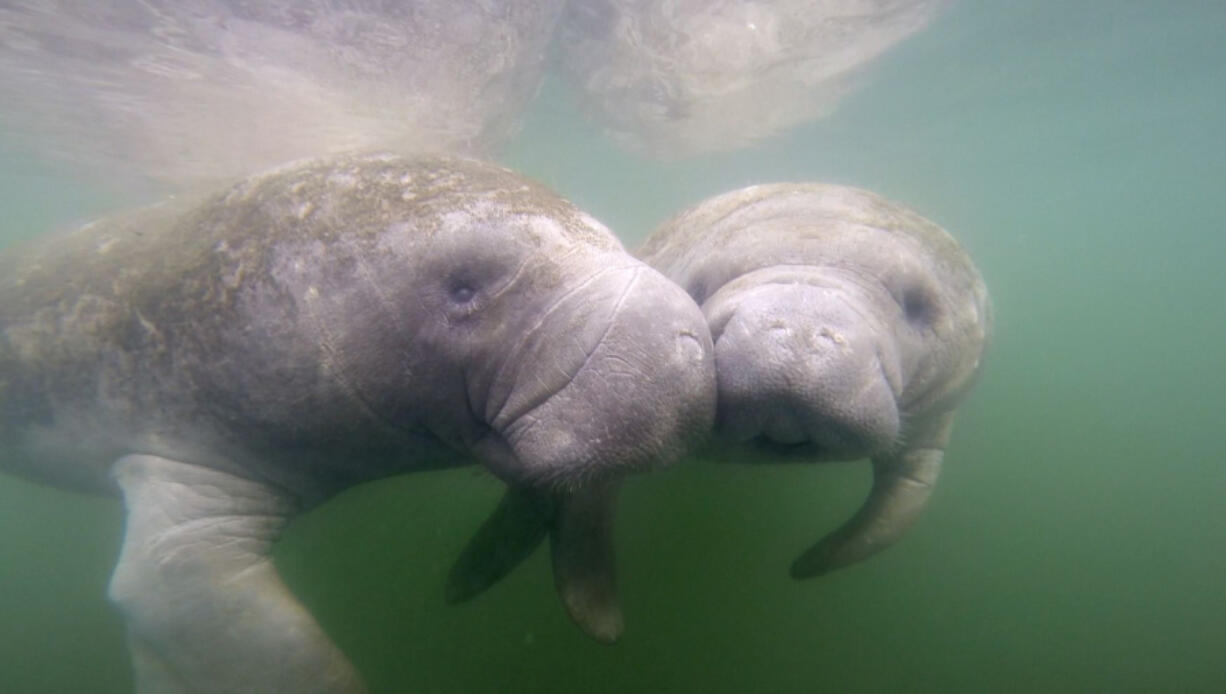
[817,326,847,346]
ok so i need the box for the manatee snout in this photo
[704,275,901,461]
[448,263,715,642]
[489,264,717,489]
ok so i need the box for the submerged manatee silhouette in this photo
[0,1,568,191]
[0,153,716,693]
[556,0,951,156]
[448,182,990,635]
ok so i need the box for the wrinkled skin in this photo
[0,153,716,693]
[450,182,990,639]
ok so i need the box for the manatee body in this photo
[0,1,566,191]
[448,182,989,632]
[556,0,950,157]
[0,153,716,693]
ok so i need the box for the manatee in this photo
[556,0,951,157]
[639,182,991,575]
[0,152,716,693]
[0,0,566,191]
[448,182,989,631]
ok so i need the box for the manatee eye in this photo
[448,281,476,304]
[901,285,938,327]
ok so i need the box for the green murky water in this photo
[2,1,1224,692]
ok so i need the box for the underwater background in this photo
[1,1,1224,692]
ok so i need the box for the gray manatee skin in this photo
[0,1,567,191]
[447,182,989,634]
[639,183,990,576]
[0,153,716,693]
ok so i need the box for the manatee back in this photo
[642,184,980,306]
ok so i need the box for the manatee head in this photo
[641,182,990,574]
[404,181,717,491]
[219,153,717,492]
[454,245,718,490]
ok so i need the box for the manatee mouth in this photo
[747,436,829,462]
[469,429,527,486]
[737,414,899,463]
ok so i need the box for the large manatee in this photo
[556,0,951,157]
[0,0,566,191]
[449,182,990,633]
[0,153,716,693]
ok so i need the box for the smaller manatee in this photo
[639,183,991,577]
[447,182,990,633]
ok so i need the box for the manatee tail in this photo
[790,412,955,578]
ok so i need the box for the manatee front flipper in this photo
[445,487,556,605]
[549,482,623,644]
[446,483,624,644]
[108,455,365,694]
[791,412,955,579]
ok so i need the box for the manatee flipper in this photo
[445,487,555,605]
[791,412,955,579]
[108,455,365,694]
[446,483,624,643]
[550,482,623,644]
